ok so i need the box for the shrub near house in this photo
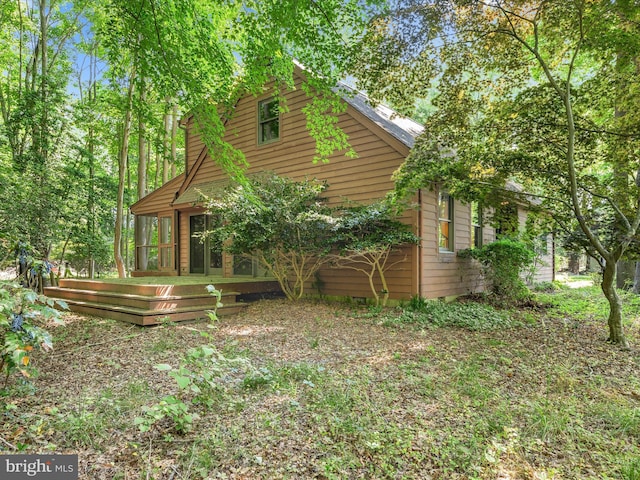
[207,173,335,301]
[459,239,535,305]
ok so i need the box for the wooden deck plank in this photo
[61,299,247,326]
[44,277,281,326]
[43,286,241,310]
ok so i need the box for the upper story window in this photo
[438,191,454,252]
[258,97,280,144]
[471,202,483,248]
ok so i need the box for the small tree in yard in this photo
[356,1,640,347]
[207,173,335,301]
[332,202,419,307]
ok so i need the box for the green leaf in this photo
[174,375,191,389]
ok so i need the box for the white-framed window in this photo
[471,202,483,249]
[438,191,454,251]
[258,97,280,144]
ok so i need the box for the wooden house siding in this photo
[132,68,553,300]
[131,174,184,216]
[178,208,193,276]
[419,189,498,298]
[185,75,410,197]
[175,74,418,300]
[532,235,555,283]
[516,207,555,284]
[420,189,460,298]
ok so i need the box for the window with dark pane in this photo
[471,202,483,248]
[258,98,279,144]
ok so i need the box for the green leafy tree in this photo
[0,0,381,279]
[101,0,380,174]
[208,173,335,301]
[95,0,382,276]
[0,0,97,266]
[331,202,419,306]
[356,0,640,348]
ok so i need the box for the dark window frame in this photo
[257,97,280,145]
[471,202,483,249]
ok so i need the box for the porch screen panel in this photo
[233,255,254,276]
[190,215,206,274]
[159,216,174,270]
[135,215,159,271]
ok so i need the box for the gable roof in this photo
[130,173,185,215]
[290,60,423,149]
[132,71,424,214]
[337,82,424,149]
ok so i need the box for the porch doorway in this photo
[189,214,223,275]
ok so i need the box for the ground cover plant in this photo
[0,277,639,479]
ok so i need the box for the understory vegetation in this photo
[1,279,639,479]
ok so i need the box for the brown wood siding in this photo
[532,235,555,283]
[516,207,554,283]
[420,188,488,298]
[178,207,207,276]
[418,199,552,298]
[137,72,554,296]
[182,73,417,300]
[178,209,189,275]
[185,118,205,175]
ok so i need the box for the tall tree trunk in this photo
[138,87,146,200]
[633,261,640,294]
[163,98,170,184]
[125,153,132,272]
[88,132,96,278]
[125,210,131,272]
[171,102,178,178]
[568,252,580,274]
[154,148,159,190]
[601,258,629,348]
[58,231,72,280]
[87,48,97,279]
[114,76,135,278]
[38,0,48,165]
[136,85,151,270]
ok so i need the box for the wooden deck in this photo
[44,277,282,326]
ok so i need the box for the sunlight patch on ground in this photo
[0,268,17,280]
[406,341,433,352]
[567,279,593,288]
[556,272,593,289]
[222,325,286,336]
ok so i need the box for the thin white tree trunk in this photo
[114,74,135,278]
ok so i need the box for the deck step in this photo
[58,298,246,326]
[44,286,240,311]
[43,281,263,326]
[55,278,281,297]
